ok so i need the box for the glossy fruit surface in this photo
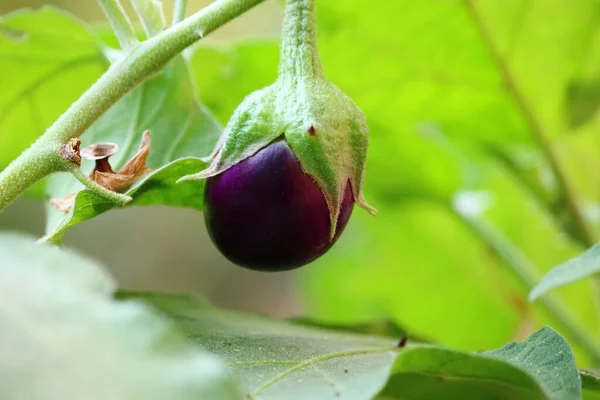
[204,140,354,271]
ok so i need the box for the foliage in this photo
[1,0,600,399]
[0,234,240,400]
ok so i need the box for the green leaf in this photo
[581,371,600,400]
[45,50,221,241]
[382,350,548,400]
[381,327,581,400]
[486,327,581,399]
[42,157,207,242]
[128,292,581,400]
[120,291,400,400]
[530,244,600,301]
[0,234,240,400]
[0,8,107,193]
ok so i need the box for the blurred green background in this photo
[2,0,600,366]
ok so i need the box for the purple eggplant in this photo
[179,0,375,271]
[204,140,354,271]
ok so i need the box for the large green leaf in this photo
[129,292,582,400]
[0,234,240,399]
[0,8,107,194]
[44,50,221,241]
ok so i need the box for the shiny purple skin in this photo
[204,140,354,271]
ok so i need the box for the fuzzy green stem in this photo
[172,0,188,25]
[0,0,266,213]
[465,0,596,248]
[98,0,138,49]
[279,0,323,78]
[456,209,600,364]
[131,0,166,38]
[69,167,132,206]
[0,140,64,212]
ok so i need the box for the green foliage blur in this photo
[2,0,600,369]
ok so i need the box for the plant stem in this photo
[98,0,138,49]
[279,0,323,78]
[464,0,597,248]
[0,0,266,213]
[172,0,188,25]
[456,209,600,363]
[0,140,64,212]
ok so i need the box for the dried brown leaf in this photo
[51,131,153,213]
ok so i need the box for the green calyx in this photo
[180,0,376,236]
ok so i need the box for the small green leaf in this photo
[0,234,241,400]
[45,53,221,240]
[581,370,600,400]
[0,8,107,193]
[530,244,600,301]
[128,292,580,400]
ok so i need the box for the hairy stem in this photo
[279,0,323,78]
[0,140,64,212]
[98,0,138,49]
[456,209,600,363]
[172,0,188,25]
[0,0,266,213]
[465,0,596,248]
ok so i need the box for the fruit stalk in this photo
[279,0,323,78]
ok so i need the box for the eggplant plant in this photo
[0,0,599,399]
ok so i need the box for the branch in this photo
[464,0,597,248]
[0,139,65,212]
[98,0,138,49]
[0,0,266,213]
